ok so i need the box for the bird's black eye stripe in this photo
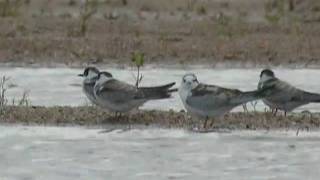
[183,79,186,83]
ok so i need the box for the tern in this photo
[94,71,177,114]
[179,73,269,128]
[258,69,320,115]
[78,67,103,106]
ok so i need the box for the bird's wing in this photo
[186,83,242,111]
[298,91,320,102]
[260,78,309,103]
[96,79,141,103]
[191,83,241,96]
[137,82,177,99]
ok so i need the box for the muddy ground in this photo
[0,0,320,68]
[1,106,319,131]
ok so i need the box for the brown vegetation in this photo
[1,106,320,131]
[0,0,319,67]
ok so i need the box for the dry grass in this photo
[1,106,320,131]
[0,0,319,67]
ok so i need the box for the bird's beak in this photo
[78,74,84,77]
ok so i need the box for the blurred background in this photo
[0,0,319,67]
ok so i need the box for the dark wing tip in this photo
[167,88,178,93]
[162,82,176,89]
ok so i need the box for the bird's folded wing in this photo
[291,91,320,102]
[261,78,307,103]
[270,80,320,103]
[191,83,241,97]
[186,83,241,110]
[97,79,140,103]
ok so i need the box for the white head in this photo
[180,73,199,90]
[78,67,100,82]
[96,71,113,85]
[259,69,275,83]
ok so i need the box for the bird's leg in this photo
[242,104,248,113]
[117,112,124,122]
[284,111,287,117]
[272,108,278,116]
[208,117,214,128]
[203,116,209,130]
[114,112,122,121]
[186,114,197,130]
[114,112,118,120]
[127,116,132,130]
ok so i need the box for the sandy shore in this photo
[1,106,319,131]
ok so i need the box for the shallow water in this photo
[1,67,320,112]
[0,126,319,180]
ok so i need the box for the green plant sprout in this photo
[131,51,145,87]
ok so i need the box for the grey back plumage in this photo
[258,75,320,111]
[94,76,177,112]
[183,83,263,117]
[96,80,176,101]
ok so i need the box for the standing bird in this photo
[94,72,177,114]
[258,69,320,115]
[179,73,268,128]
[78,67,104,106]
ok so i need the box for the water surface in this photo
[0,126,319,180]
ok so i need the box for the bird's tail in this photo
[302,92,320,103]
[139,82,177,99]
[232,90,263,104]
[232,87,273,105]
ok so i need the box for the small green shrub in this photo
[131,51,145,87]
